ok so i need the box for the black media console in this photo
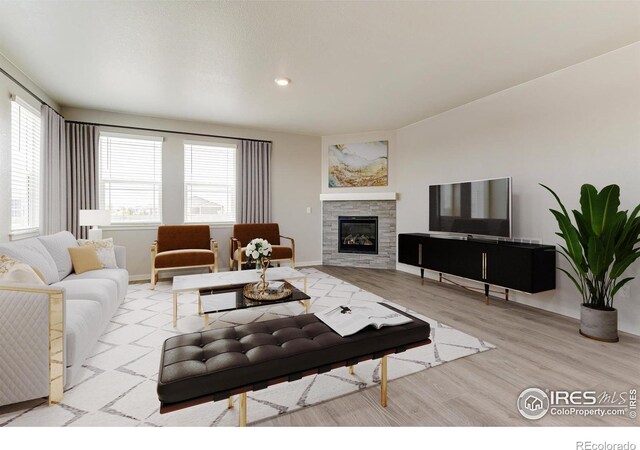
[398,233,556,304]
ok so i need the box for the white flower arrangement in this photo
[245,238,272,263]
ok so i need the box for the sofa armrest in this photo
[114,245,127,269]
[0,284,65,406]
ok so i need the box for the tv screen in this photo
[429,177,511,238]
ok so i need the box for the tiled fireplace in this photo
[322,196,396,269]
[338,216,378,254]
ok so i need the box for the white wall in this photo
[61,107,322,279]
[0,54,60,242]
[394,43,640,335]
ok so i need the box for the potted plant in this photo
[541,183,640,342]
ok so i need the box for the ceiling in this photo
[0,1,638,136]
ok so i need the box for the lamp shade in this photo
[79,209,111,227]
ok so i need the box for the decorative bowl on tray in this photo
[243,281,293,301]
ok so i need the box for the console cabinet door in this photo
[398,234,421,266]
[485,245,533,292]
[423,238,484,282]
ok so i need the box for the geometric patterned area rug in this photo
[0,267,495,427]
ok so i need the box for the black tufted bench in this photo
[157,303,431,426]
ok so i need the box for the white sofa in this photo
[0,231,128,406]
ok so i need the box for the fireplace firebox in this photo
[338,216,378,254]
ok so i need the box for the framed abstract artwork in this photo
[328,140,388,187]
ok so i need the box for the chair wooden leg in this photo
[228,396,234,409]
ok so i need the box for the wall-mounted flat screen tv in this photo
[429,177,512,238]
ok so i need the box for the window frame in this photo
[98,131,164,226]
[9,95,41,238]
[183,140,238,226]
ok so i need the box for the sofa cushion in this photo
[53,278,120,318]
[235,245,293,262]
[64,268,129,302]
[155,249,215,269]
[65,299,103,368]
[38,231,79,279]
[0,238,60,284]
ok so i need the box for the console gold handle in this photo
[485,253,488,279]
[481,253,487,279]
[418,243,423,265]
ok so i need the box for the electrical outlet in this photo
[306,207,312,214]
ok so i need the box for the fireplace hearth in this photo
[338,216,378,254]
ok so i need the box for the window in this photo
[99,133,163,224]
[11,97,41,232]
[184,142,236,223]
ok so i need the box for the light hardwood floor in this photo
[259,266,640,426]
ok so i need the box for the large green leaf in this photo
[611,277,634,298]
[580,184,620,237]
[550,209,584,269]
[611,252,640,279]
[541,184,571,217]
[572,209,591,249]
[587,236,604,277]
[559,268,584,297]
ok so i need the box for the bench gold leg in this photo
[381,356,388,408]
[228,396,234,409]
[239,392,247,427]
[348,365,354,375]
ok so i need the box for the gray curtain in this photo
[239,140,272,223]
[66,123,99,239]
[40,105,67,235]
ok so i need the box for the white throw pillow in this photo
[0,255,46,285]
[78,238,118,269]
[0,239,60,284]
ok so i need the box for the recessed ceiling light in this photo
[275,77,291,86]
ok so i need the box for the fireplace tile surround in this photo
[322,200,396,269]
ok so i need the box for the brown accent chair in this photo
[151,225,218,288]
[230,223,295,271]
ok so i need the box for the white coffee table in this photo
[170,267,308,327]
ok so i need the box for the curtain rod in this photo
[66,120,273,144]
[0,65,63,116]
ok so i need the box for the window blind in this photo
[184,142,236,223]
[10,97,41,232]
[99,133,163,224]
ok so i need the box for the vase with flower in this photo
[245,238,273,292]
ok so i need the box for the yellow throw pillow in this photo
[69,246,102,274]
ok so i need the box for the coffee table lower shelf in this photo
[199,282,311,330]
